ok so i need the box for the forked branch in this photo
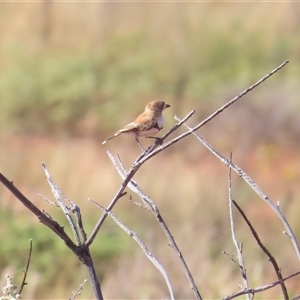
[223,270,300,300]
[138,60,289,164]
[90,199,175,300]
[176,119,300,261]
[232,200,289,300]
[108,152,202,300]
[85,110,195,248]
[228,163,251,300]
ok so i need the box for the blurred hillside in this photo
[1,2,300,145]
[1,2,300,299]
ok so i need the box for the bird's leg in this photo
[135,137,146,151]
[146,136,163,145]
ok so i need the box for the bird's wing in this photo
[118,122,140,133]
[119,113,159,133]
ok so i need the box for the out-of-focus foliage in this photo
[0,206,128,294]
[1,2,300,139]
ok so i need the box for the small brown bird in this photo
[102,100,171,149]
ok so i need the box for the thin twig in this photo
[222,251,238,265]
[90,199,175,300]
[18,239,33,294]
[71,203,87,244]
[138,61,289,164]
[232,200,289,300]
[0,173,76,249]
[223,270,300,300]
[42,164,103,300]
[116,154,151,210]
[129,195,149,210]
[68,279,88,300]
[42,163,81,245]
[176,119,300,262]
[39,194,58,206]
[107,151,202,300]
[85,110,195,248]
[0,170,103,299]
[228,160,251,300]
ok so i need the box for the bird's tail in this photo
[102,132,121,145]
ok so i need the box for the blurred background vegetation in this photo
[1,2,300,298]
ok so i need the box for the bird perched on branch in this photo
[102,100,171,150]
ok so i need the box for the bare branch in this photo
[108,151,202,300]
[223,270,300,300]
[232,200,289,300]
[228,160,251,300]
[85,109,195,248]
[129,195,149,210]
[72,204,88,243]
[222,251,239,265]
[42,164,104,300]
[0,170,103,299]
[42,163,82,245]
[139,61,289,164]
[90,199,175,300]
[175,119,300,262]
[39,194,58,206]
[18,239,33,294]
[68,279,88,300]
[0,172,76,249]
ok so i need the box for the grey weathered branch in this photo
[68,279,87,300]
[108,151,202,300]
[232,200,289,300]
[175,116,300,262]
[41,164,103,300]
[0,168,103,300]
[0,172,76,249]
[223,270,300,300]
[42,163,82,245]
[85,110,195,248]
[228,163,251,300]
[138,60,289,164]
[90,199,175,300]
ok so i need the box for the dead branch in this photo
[108,151,202,300]
[228,162,251,300]
[41,163,103,300]
[90,199,175,300]
[138,60,289,164]
[0,169,103,300]
[232,200,289,300]
[175,119,300,262]
[68,279,87,300]
[85,109,195,248]
[0,173,76,249]
[18,239,33,295]
[42,163,82,245]
[223,270,300,300]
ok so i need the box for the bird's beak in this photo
[164,103,171,109]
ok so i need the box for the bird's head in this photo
[145,101,171,114]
